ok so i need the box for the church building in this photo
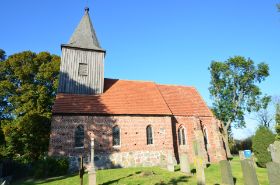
[48,8,227,170]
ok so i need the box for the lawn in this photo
[13,157,269,185]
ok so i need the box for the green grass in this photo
[13,157,269,185]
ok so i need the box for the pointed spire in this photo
[65,7,104,51]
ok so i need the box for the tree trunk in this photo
[222,131,233,159]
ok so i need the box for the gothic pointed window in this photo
[178,127,186,145]
[146,125,153,145]
[75,125,84,147]
[113,125,120,146]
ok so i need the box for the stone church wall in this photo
[48,114,226,170]
[49,115,174,170]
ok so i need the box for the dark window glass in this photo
[75,125,84,147]
[146,126,153,145]
[178,127,186,145]
[113,126,120,146]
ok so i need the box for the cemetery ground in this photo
[12,157,269,185]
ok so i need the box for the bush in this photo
[252,126,275,168]
[32,156,69,179]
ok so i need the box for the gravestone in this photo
[266,162,280,185]
[167,151,174,172]
[180,153,191,175]
[240,159,259,185]
[88,138,97,185]
[239,150,245,160]
[195,156,205,185]
[219,160,234,185]
[267,141,280,164]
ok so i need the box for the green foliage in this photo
[252,126,275,168]
[275,103,280,140]
[32,156,69,179]
[0,49,5,61]
[0,51,60,162]
[209,56,270,130]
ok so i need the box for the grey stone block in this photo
[180,153,191,175]
[219,160,234,185]
[268,141,280,164]
[266,162,280,185]
[240,159,259,185]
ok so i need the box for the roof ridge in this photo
[157,83,196,88]
[105,78,154,83]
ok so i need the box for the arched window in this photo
[113,125,120,146]
[146,125,153,145]
[75,125,84,147]
[178,127,186,145]
[203,127,209,146]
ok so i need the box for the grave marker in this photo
[268,141,280,164]
[266,162,280,185]
[180,153,191,175]
[240,159,259,185]
[219,160,234,185]
[195,157,205,185]
[88,137,97,185]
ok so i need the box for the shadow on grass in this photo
[36,173,78,184]
[101,173,135,185]
[154,176,190,185]
[12,173,78,185]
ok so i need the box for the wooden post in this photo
[79,155,85,185]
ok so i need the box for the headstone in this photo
[240,159,259,185]
[219,160,234,185]
[88,138,96,185]
[239,150,245,160]
[195,156,205,185]
[167,151,174,172]
[267,141,280,164]
[266,162,280,185]
[180,153,191,175]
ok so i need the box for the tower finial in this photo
[85,7,89,13]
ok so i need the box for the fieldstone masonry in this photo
[49,115,226,170]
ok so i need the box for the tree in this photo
[275,102,280,140]
[209,56,270,158]
[254,97,272,128]
[252,126,275,167]
[0,49,5,61]
[0,51,60,162]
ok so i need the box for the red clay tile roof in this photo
[52,78,213,117]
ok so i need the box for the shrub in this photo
[32,156,69,178]
[252,126,275,167]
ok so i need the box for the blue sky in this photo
[1,0,280,139]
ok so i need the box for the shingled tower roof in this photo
[63,7,104,51]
